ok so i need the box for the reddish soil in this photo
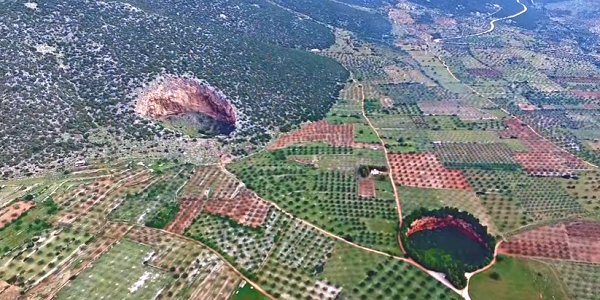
[0,280,19,300]
[499,118,589,175]
[552,76,600,84]
[0,201,35,229]
[573,90,600,99]
[467,68,502,79]
[499,221,600,263]
[518,103,538,111]
[268,121,355,149]
[204,189,270,228]
[164,198,205,234]
[435,17,457,26]
[135,76,236,124]
[407,215,487,246]
[388,153,471,190]
[357,178,376,198]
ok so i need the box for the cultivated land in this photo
[2,0,600,300]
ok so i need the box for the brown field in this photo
[0,280,19,300]
[499,118,590,175]
[499,221,600,264]
[268,121,355,149]
[164,199,204,234]
[388,153,471,190]
[181,166,238,200]
[357,178,376,198]
[435,17,457,26]
[204,189,271,228]
[0,201,35,229]
[573,90,600,99]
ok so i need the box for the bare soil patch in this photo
[388,152,471,190]
[499,220,600,263]
[357,178,376,198]
[0,201,35,229]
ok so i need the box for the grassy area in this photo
[229,283,269,300]
[470,256,568,300]
[354,124,381,143]
[322,243,461,300]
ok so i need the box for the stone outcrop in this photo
[135,76,236,125]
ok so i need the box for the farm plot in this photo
[204,188,271,228]
[0,198,60,252]
[469,256,569,300]
[434,143,520,170]
[383,65,437,86]
[268,121,355,149]
[0,225,92,289]
[108,164,194,224]
[397,186,498,234]
[24,223,132,300]
[321,243,462,300]
[180,166,238,200]
[465,169,585,231]
[55,240,172,300]
[257,220,339,300]
[551,261,600,300]
[388,153,471,190]
[186,209,289,271]
[325,100,363,124]
[418,101,496,121]
[164,199,203,234]
[357,178,376,198]
[53,169,151,225]
[558,170,600,215]
[498,118,591,175]
[228,151,400,255]
[427,130,500,143]
[0,201,35,229]
[284,147,386,173]
[499,220,600,264]
[126,226,240,300]
[0,280,19,300]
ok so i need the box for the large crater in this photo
[135,76,236,136]
[400,207,496,289]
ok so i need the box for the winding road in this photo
[435,0,528,42]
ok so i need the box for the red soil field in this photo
[407,215,486,246]
[518,103,538,111]
[499,221,600,264]
[388,153,471,190]
[552,76,600,84]
[268,121,354,149]
[0,280,19,300]
[164,198,204,234]
[204,189,270,228]
[0,201,35,229]
[435,17,457,25]
[573,90,600,99]
[357,178,376,198]
[499,118,589,175]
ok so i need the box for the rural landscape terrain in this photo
[1,0,600,299]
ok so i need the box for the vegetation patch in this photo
[469,256,568,300]
[400,207,496,289]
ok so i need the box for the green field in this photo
[56,240,172,300]
[470,256,568,300]
[229,283,269,300]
